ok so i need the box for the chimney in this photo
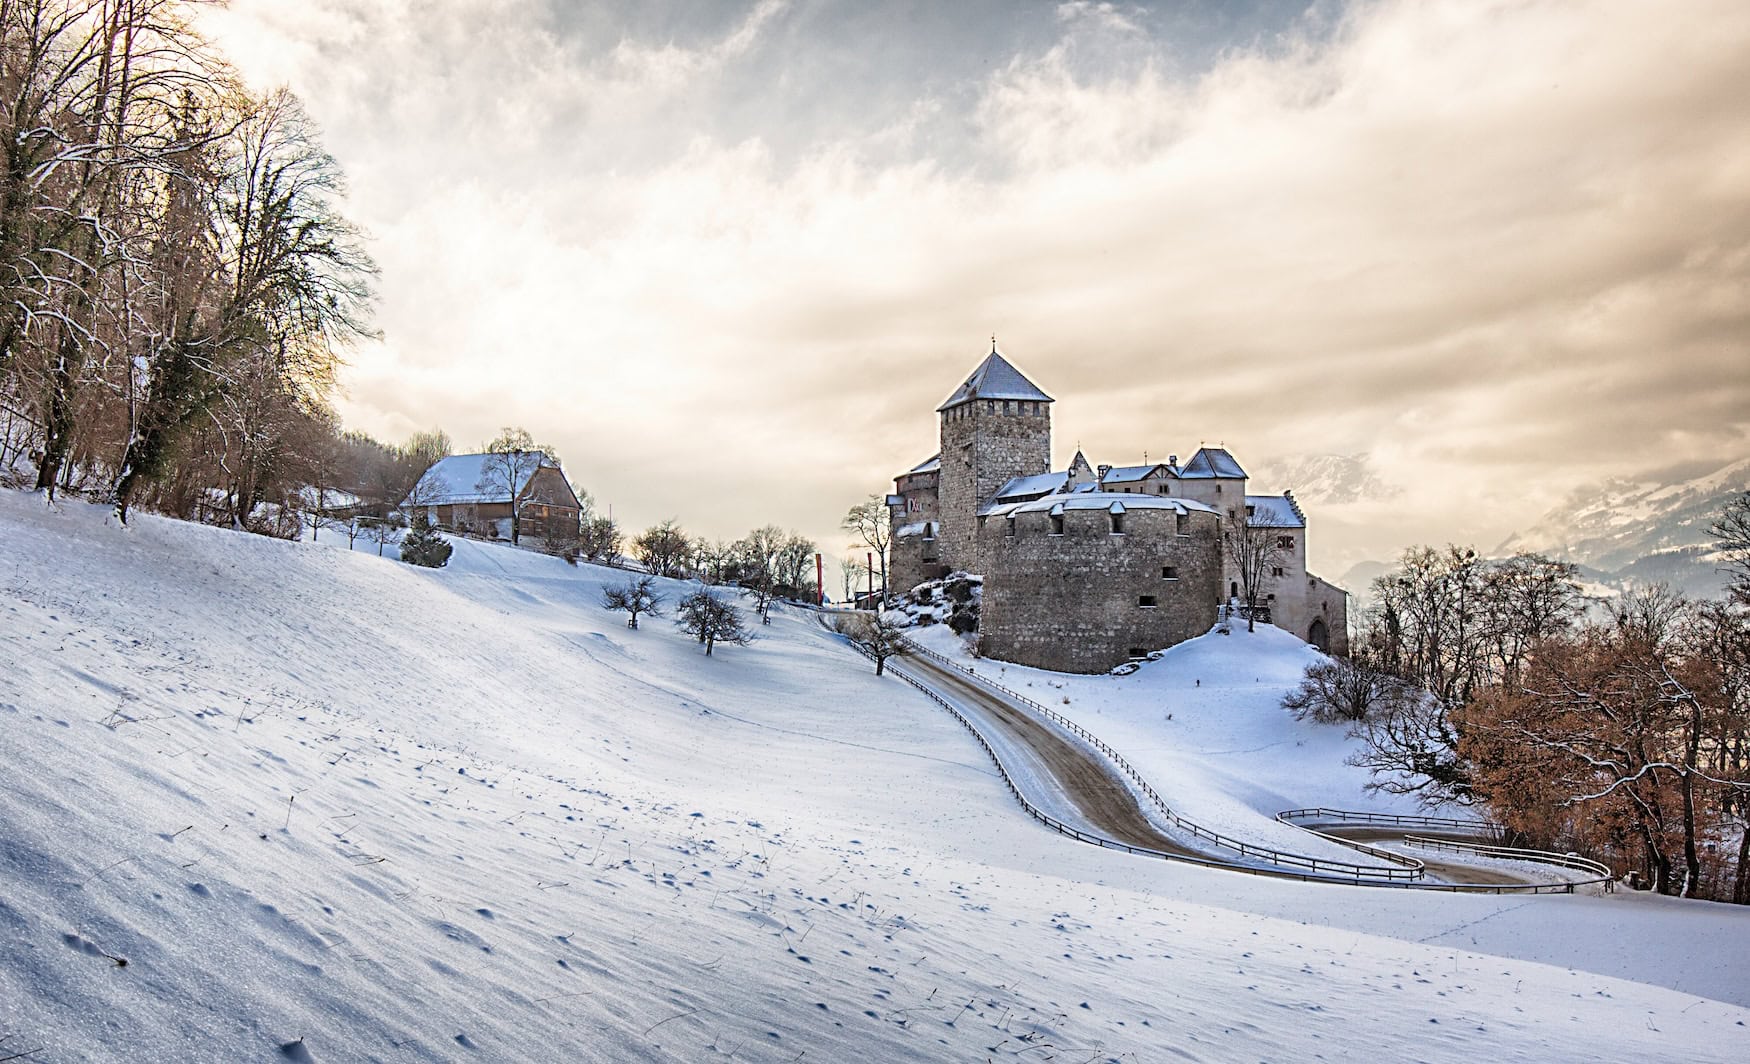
[1097,464,1112,478]
[1168,455,1178,467]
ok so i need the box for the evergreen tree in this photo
[400,515,452,568]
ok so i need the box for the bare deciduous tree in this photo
[634,519,691,578]
[602,576,662,630]
[675,587,751,656]
[1222,510,1289,633]
[476,427,554,545]
[842,494,892,605]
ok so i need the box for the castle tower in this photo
[936,345,1053,571]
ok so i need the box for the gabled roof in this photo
[405,452,568,508]
[1178,447,1247,480]
[906,454,941,474]
[1099,462,1170,485]
[1246,493,1306,529]
[937,348,1053,411]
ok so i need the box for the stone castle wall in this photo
[977,505,1223,673]
[937,402,1050,574]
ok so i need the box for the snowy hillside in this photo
[3,490,1749,1062]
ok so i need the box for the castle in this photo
[886,346,1349,673]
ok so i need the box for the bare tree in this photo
[838,556,861,606]
[1222,511,1289,632]
[842,494,892,605]
[735,525,785,623]
[1283,654,1414,724]
[602,575,662,630]
[634,519,691,578]
[476,426,553,544]
[675,587,752,656]
[579,514,621,564]
[1715,491,1750,603]
[845,609,909,677]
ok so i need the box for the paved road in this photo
[898,651,1205,858]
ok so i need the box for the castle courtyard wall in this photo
[977,506,1222,673]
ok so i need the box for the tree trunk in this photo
[34,347,77,499]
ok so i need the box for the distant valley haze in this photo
[205,0,1750,577]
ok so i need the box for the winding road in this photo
[871,630,1587,892]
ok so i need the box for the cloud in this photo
[205,0,1750,569]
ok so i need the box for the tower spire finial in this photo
[991,333,997,354]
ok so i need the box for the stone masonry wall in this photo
[978,506,1223,673]
[937,402,1051,575]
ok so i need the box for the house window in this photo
[1245,505,1255,517]
[1157,483,1170,494]
[1216,484,1223,494]
[1277,536,1295,549]
[1049,513,1064,535]
[1175,512,1188,536]
[1272,566,1284,577]
[986,400,995,413]
[1139,595,1157,608]
[1267,593,1277,602]
[1162,566,1178,579]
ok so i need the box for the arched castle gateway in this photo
[888,345,1350,673]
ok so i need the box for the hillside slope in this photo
[2,490,1747,1062]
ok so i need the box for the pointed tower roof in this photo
[937,345,1053,412]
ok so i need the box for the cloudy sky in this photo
[205,0,1749,575]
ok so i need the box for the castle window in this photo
[1175,512,1189,536]
[1162,566,1178,579]
[1110,512,1124,535]
[1272,566,1284,577]
[1277,535,1295,549]
[1246,505,1255,517]
[1127,648,1148,659]
[1049,512,1064,535]
[1138,595,1157,608]
[986,400,995,413]
[1005,516,1016,538]
[924,523,936,541]
[1004,400,1014,415]
[1215,484,1223,494]
[1267,593,1277,601]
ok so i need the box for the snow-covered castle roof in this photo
[937,349,1054,411]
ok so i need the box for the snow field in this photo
[2,490,1748,1062]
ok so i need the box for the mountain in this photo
[1497,457,1749,598]
[1256,452,1402,505]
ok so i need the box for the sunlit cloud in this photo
[204,0,1750,570]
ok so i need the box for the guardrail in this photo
[1402,836,1615,894]
[1276,806,1487,831]
[895,636,1425,882]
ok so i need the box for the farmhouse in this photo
[404,452,582,543]
[888,345,1348,673]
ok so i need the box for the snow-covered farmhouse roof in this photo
[1246,493,1306,528]
[937,349,1054,411]
[1178,447,1247,479]
[404,452,564,508]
